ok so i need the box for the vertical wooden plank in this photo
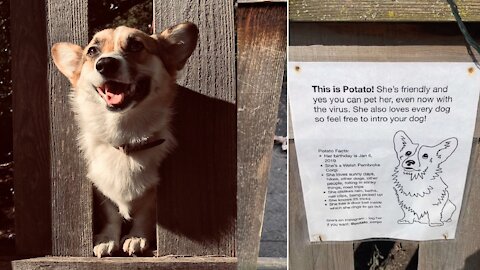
[46,0,92,256]
[153,1,236,256]
[11,0,52,256]
[153,1,235,102]
[237,4,286,269]
[289,141,354,270]
[419,139,480,270]
[12,0,91,257]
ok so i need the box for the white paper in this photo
[289,62,480,241]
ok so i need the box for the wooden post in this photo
[236,4,286,269]
[11,0,52,256]
[11,0,92,257]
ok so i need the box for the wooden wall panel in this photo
[153,1,236,256]
[289,22,480,269]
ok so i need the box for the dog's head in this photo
[51,23,198,112]
[393,130,458,174]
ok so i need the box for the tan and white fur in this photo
[51,23,198,257]
[392,130,457,227]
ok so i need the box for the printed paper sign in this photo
[289,62,480,241]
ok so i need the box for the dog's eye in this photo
[87,46,100,57]
[422,153,429,159]
[405,151,412,156]
[126,39,144,52]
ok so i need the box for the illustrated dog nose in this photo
[405,160,415,166]
[96,57,120,77]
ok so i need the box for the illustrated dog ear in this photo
[393,130,413,155]
[51,42,83,85]
[434,137,458,163]
[152,22,199,72]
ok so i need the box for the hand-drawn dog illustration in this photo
[392,130,458,227]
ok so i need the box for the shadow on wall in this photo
[157,85,236,254]
[464,249,480,270]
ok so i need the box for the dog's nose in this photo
[405,160,415,166]
[96,57,120,77]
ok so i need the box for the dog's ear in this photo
[152,22,199,72]
[51,42,83,85]
[434,137,458,163]
[393,130,413,155]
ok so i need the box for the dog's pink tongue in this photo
[104,86,125,105]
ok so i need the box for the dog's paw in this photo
[93,234,119,258]
[93,240,118,258]
[122,236,148,255]
[397,219,413,224]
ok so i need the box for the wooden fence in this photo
[289,1,480,269]
[9,1,286,269]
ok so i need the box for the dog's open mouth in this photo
[96,77,150,111]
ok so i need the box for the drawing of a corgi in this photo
[392,130,458,227]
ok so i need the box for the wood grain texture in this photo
[154,0,235,103]
[12,256,237,270]
[418,139,480,270]
[153,1,236,256]
[289,23,480,137]
[237,5,286,269]
[289,141,354,270]
[238,0,286,3]
[10,0,52,256]
[46,0,92,256]
[289,0,480,22]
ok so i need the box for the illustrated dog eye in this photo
[87,46,100,57]
[422,153,429,159]
[127,39,144,52]
[405,151,412,156]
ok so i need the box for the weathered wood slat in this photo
[236,4,286,269]
[419,139,480,270]
[11,0,92,256]
[289,0,480,22]
[154,1,235,102]
[10,0,52,256]
[45,0,92,256]
[12,256,237,270]
[153,1,236,256]
[289,23,480,138]
[238,0,287,3]
[289,141,354,269]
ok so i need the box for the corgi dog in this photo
[51,23,198,257]
[392,130,458,227]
